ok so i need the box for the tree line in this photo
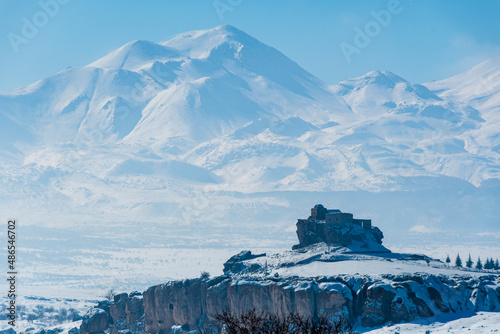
[445,254,500,270]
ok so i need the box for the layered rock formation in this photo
[139,273,499,332]
[143,276,351,333]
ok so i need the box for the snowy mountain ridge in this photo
[1,25,498,189]
[425,57,500,115]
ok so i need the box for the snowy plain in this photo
[360,312,500,333]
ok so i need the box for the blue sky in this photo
[1,0,500,90]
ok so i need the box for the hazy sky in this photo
[1,0,500,90]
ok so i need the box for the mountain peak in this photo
[333,70,410,97]
[213,24,245,34]
[351,70,408,88]
[425,57,500,112]
[164,24,248,41]
[87,25,263,71]
[88,39,180,70]
[159,24,262,60]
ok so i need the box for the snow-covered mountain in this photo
[425,58,500,116]
[329,70,497,187]
[1,23,499,220]
[425,58,500,154]
[1,25,500,298]
[2,25,498,190]
[0,25,350,155]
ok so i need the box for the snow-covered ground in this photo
[0,320,83,334]
[274,259,491,278]
[0,296,94,333]
[360,312,500,333]
[226,241,500,279]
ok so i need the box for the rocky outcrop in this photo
[107,292,144,333]
[293,219,388,252]
[80,307,108,334]
[223,250,266,275]
[80,292,144,334]
[143,276,353,333]
[81,273,500,333]
[138,273,500,333]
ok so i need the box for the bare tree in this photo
[103,288,116,301]
[214,308,353,334]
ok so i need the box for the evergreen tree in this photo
[445,255,451,265]
[465,254,473,268]
[455,254,462,267]
[484,258,492,270]
[495,259,500,270]
[476,257,483,270]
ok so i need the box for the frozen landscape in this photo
[4,205,500,333]
[1,25,500,332]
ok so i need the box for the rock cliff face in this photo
[140,274,500,333]
[81,291,145,334]
[143,276,352,333]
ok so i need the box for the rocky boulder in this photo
[223,250,266,275]
[80,307,108,334]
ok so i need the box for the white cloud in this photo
[475,232,500,239]
[409,224,442,234]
